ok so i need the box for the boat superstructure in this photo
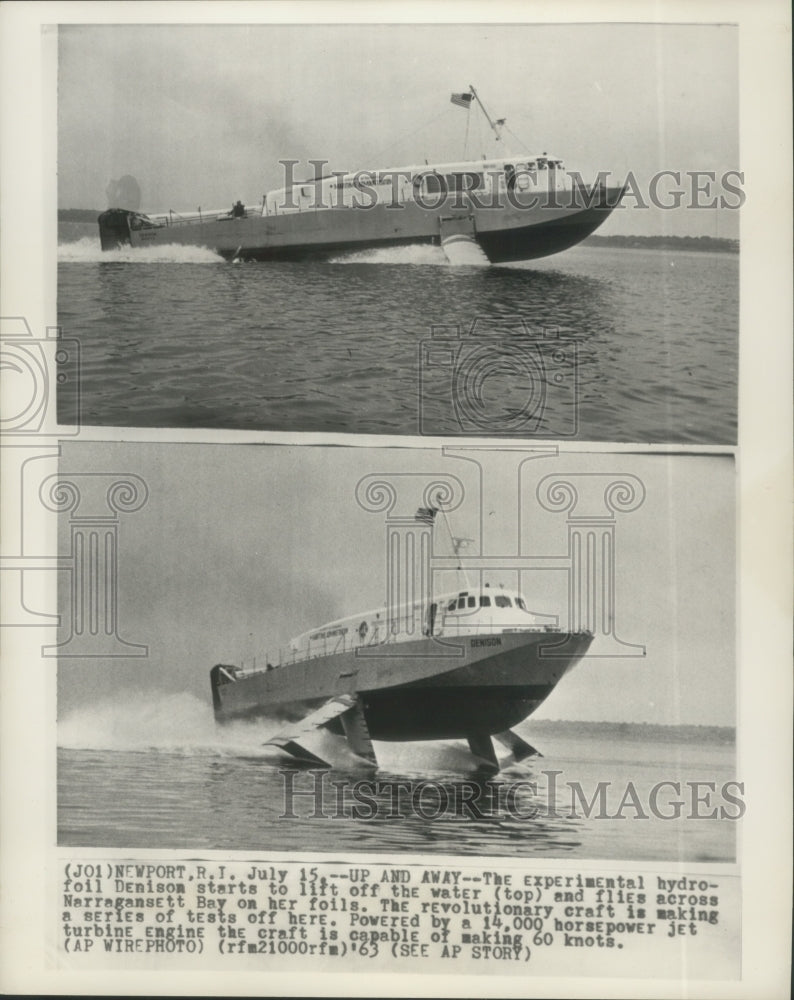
[210,582,593,771]
[99,87,625,265]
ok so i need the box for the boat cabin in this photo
[280,585,557,664]
[263,154,570,217]
[428,586,556,638]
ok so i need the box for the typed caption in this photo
[58,858,739,979]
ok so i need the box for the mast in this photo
[435,505,475,591]
[415,504,475,596]
[468,85,504,143]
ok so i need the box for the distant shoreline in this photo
[530,719,735,744]
[583,233,738,253]
[59,209,102,223]
[57,210,739,254]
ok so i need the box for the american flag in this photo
[450,92,473,109]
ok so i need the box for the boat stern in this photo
[97,209,134,250]
[209,663,243,717]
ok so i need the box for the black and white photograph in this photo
[56,443,736,863]
[57,22,739,442]
[0,1,791,997]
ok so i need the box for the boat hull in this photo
[98,186,624,265]
[211,630,593,741]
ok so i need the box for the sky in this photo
[57,23,740,237]
[57,442,735,727]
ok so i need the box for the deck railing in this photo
[144,207,261,229]
[235,615,558,680]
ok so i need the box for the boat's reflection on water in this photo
[71,254,619,439]
[203,752,584,857]
[61,242,738,443]
[58,732,736,860]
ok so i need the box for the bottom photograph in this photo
[54,441,737,863]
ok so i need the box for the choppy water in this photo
[57,236,737,442]
[58,695,736,861]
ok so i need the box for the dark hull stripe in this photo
[216,684,554,741]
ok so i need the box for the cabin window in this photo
[479,595,491,607]
[538,158,548,169]
[447,600,457,611]
[457,598,466,610]
[421,173,446,196]
[444,172,485,193]
[467,596,476,608]
[516,597,528,611]
[495,595,512,608]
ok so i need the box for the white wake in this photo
[58,692,277,756]
[329,243,448,266]
[58,236,224,264]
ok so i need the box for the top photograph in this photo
[57,22,739,442]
